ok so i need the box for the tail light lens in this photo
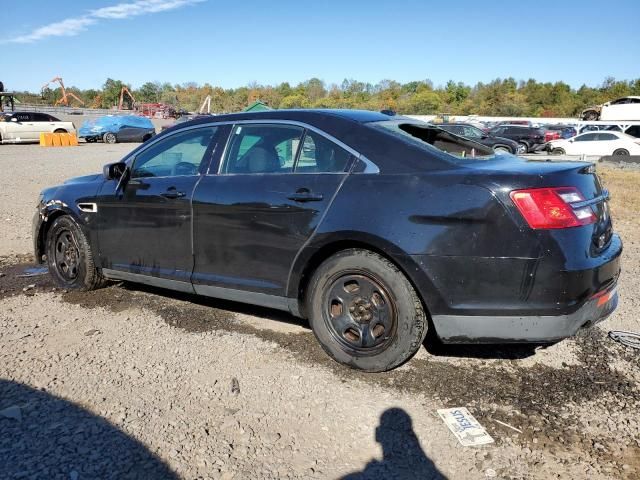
[510,187,597,229]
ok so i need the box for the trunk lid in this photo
[468,157,613,252]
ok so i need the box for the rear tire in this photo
[103,132,117,144]
[518,142,529,153]
[613,149,629,156]
[306,249,428,372]
[45,216,106,291]
[551,148,566,155]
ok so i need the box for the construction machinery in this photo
[41,77,85,107]
[118,86,136,110]
[199,95,211,114]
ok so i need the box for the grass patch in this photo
[597,166,640,223]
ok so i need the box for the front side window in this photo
[222,124,304,174]
[131,127,217,178]
[296,131,352,173]
[574,133,597,142]
[32,113,51,122]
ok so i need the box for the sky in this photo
[2,0,639,93]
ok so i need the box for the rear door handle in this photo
[287,189,324,202]
[161,188,186,199]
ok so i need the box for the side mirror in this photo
[103,162,127,180]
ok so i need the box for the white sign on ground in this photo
[437,407,495,447]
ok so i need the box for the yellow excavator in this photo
[41,77,85,107]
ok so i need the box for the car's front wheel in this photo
[103,132,117,144]
[45,216,106,291]
[307,249,428,372]
[613,148,629,156]
[518,142,529,153]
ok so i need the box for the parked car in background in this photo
[548,131,640,156]
[33,109,620,372]
[0,112,75,144]
[496,120,533,127]
[582,96,640,121]
[79,115,155,144]
[487,125,546,153]
[545,124,577,139]
[437,123,525,154]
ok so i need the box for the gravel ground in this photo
[0,144,639,479]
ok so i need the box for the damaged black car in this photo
[33,110,621,372]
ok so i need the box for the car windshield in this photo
[371,121,495,160]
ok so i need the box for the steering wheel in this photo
[172,161,198,176]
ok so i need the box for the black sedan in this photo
[437,123,525,154]
[33,110,621,372]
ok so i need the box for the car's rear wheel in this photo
[551,148,566,155]
[103,132,117,144]
[613,148,629,156]
[307,249,428,372]
[45,216,106,291]
[518,142,529,153]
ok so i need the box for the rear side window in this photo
[32,113,51,122]
[597,133,618,141]
[222,124,304,174]
[296,131,352,173]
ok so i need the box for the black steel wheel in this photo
[307,249,428,372]
[45,216,106,290]
[323,272,397,354]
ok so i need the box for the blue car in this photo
[79,115,155,144]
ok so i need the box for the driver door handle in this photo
[161,188,186,199]
[287,189,324,202]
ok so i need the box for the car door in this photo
[9,112,33,141]
[191,123,354,299]
[96,125,219,285]
[595,133,620,155]
[569,133,597,154]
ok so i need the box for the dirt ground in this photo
[0,144,638,479]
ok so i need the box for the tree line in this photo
[20,76,640,117]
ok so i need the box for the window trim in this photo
[120,119,378,176]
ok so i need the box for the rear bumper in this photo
[433,285,618,343]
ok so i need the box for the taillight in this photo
[510,187,597,229]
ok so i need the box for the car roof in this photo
[188,109,393,125]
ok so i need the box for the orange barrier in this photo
[39,132,79,147]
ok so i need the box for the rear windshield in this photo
[370,120,495,160]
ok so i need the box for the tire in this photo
[103,132,117,144]
[551,148,566,155]
[53,129,67,133]
[613,149,629,156]
[45,216,106,291]
[306,249,428,372]
[583,111,600,121]
[518,142,529,153]
[492,145,510,153]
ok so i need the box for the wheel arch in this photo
[288,235,440,322]
[35,208,89,263]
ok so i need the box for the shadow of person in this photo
[0,379,177,479]
[341,408,447,480]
